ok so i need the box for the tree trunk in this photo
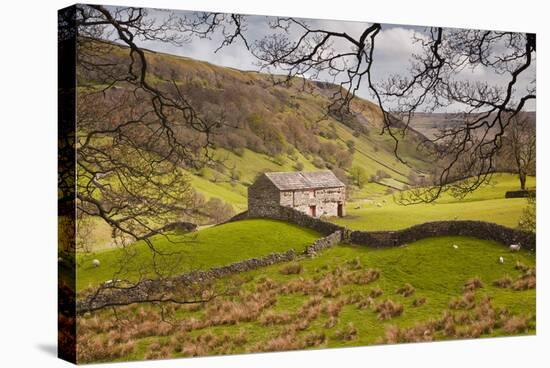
[519,172,527,190]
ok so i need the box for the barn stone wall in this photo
[248,174,345,218]
[285,187,346,217]
[248,175,283,218]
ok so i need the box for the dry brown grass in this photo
[502,315,530,333]
[324,316,338,328]
[396,283,416,297]
[261,331,305,352]
[304,331,326,347]
[259,311,294,326]
[344,269,381,285]
[345,257,363,270]
[463,277,484,292]
[325,299,344,318]
[492,275,513,288]
[412,297,427,307]
[512,274,536,290]
[449,291,476,310]
[77,335,136,363]
[492,268,535,291]
[279,263,303,275]
[381,291,531,344]
[381,323,434,344]
[514,261,530,273]
[374,299,404,320]
[357,296,374,310]
[369,287,383,298]
[334,322,358,341]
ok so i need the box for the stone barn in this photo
[248,171,346,218]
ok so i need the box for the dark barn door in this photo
[309,205,316,217]
[337,203,343,217]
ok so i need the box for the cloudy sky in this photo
[121,7,536,112]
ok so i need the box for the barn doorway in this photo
[337,203,343,217]
[309,205,316,217]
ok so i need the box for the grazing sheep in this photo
[499,256,504,264]
[354,206,361,210]
[452,244,459,249]
[92,259,101,268]
[453,216,458,220]
[509,244,521,252]
[376,203,382,208]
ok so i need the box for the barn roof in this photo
[263,171,345,191]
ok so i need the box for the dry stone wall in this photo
[350,221,535,250]
[77,230,344,313]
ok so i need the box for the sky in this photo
[110,6,536,112]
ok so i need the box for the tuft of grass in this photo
[463,277,484,292]
[374,299,404,320]
[396,283,416,297]
[369,287,383,298]
[279,263,303,275]
[449,291,476,310]
[412,297,427,307]
[502,316,530,333]
[334,323,358,341]
[493,276,513,288]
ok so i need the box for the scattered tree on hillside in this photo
[503,114,536,190]
[349,166,368,188]
[203,198,236,224]
[519,194,536,233]
[247,19,536,203]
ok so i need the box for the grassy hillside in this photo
[332,173,535,230]
[77,235,535,363]
[76,219,321,291]
[79,41,430,213]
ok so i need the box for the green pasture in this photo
[76,219,321,291]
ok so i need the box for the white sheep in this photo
[509,244,521,252]
[92,259,101,268]
[499,256,504,264]
[453,244,459,249]
[376,203,382,208]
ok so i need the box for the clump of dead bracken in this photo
[396,283,416,297]
[380,290,533,344]
[374,299,404,320]
[492,265,536,291]
[412,297,427,307]
[279,262,303,275]
[334,322,358,341]
[463,277,484,292]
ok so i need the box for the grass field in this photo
[332,174,535,230]
[77,235,536,363]
[76,219,321,291]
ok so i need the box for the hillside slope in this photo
[79,41,431,214]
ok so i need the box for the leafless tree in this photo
[59,5,243,312]
[248,19,535,203]
[503,113,535,190]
